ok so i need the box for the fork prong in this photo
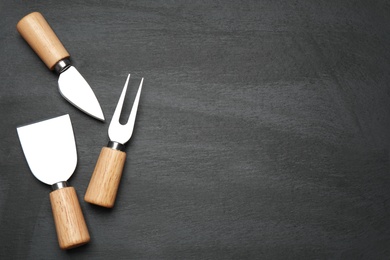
[111,74,131,124]
[108,74,144,145]
[128,77,144,126]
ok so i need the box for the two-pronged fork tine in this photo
[84,74,144,208]
[108,74,144,145]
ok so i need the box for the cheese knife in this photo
[17,12,105,121]
[17,114,90,250]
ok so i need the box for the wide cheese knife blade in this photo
[16,12,105,121]
[17,114,90,250]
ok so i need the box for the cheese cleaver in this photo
[16,12,105,121]
[17,114,90,250]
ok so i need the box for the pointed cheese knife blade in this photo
[16,12,105,121]
[58,66,104,121]
[17,115,90,250]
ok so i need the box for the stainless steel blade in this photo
[108,75,143,144]
[17,114,77,185]
[58,66,105,121]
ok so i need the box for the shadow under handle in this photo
[84,147,126,208]
[49,186,90,250]
[16,12,70,70]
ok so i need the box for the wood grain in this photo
[84,147,126,208]
[16,12,69,70]
[49,187,90,250]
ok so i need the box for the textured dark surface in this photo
[1,0,390,259]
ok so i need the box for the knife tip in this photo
[96,115,105,122]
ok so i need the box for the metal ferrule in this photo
[54,58,71,74]
[107,141,125,151]
[52,181,69,191]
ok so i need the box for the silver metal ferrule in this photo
[52,181,69,191]
[54,58,71,74]
[107,141,125,151]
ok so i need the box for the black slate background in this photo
[1,0,390,259]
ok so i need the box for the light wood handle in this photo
[50,187,90,250]
[84,147,126,208]
[16,12,70,70]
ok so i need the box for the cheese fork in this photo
[85,74,144,208]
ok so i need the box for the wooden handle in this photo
[50,187,90,250]
[84,147,126,208]
[16,12,70,70]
